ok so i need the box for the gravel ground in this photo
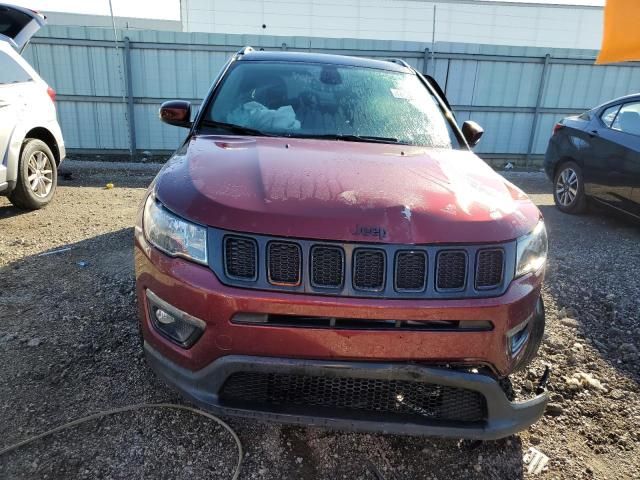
[0,164,638,479]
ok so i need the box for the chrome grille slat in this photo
[476,249,505,289]
[311,246,344,288]
[395,251,427,292]
[224,235,258,280]
[268,241,302,285]
[209,227,516,299]
[353,249,385,291]
[436,251,467,291]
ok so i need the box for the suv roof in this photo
[238,50,413,74]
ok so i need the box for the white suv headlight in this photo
[143,194,208,264]
[515,220,548,278]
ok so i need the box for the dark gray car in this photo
[544,93,640,219]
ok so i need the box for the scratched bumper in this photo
[145,342,548,440]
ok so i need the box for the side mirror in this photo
[159,100,192,128]
[461,120,484,147]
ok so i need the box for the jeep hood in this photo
[155,135,540,244]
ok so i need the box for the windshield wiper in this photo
[289,133,406,144]
[200,120,273,137]
[200,123,403,144]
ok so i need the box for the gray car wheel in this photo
[553,161,587,214]
[8,139,58,210]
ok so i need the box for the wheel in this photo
[553,161,587,214]
[513,297,545,372]
[8,139,58,210]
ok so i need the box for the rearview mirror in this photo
[159,100,192,128]
[461,120,484,147]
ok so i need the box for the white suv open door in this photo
[0,3,45,53]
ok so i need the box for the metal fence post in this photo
[124,37,137,158]
[525,53,550,168]
[423,48,430,75]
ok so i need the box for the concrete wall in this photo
[181,0,603,50]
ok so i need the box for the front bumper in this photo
[145,342,548,440]
[135,232,545,377]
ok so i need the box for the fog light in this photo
[146,289,205,348]
[155,308,175,325]
[509,322,530,356]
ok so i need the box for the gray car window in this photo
[613,102,640,137]
[600,104,620,128]
[0,51,32,85]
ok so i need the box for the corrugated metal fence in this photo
[25,26,640,166]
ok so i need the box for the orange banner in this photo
[596,0,640,64]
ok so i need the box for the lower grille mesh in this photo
[220,372,487,423]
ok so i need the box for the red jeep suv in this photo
[135,48,549,439]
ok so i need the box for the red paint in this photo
[135,231,543,377]
[139,134,546,378]
[155,135,540,244]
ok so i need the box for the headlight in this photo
[143,194,208,264]
[515,220,548,277]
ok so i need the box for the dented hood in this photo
[155,135,541,244]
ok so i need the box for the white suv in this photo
[0,4,65,209]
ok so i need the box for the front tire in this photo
[8,139,58,210]
[553,161,587,214]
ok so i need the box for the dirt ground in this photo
[0,163,638,479]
